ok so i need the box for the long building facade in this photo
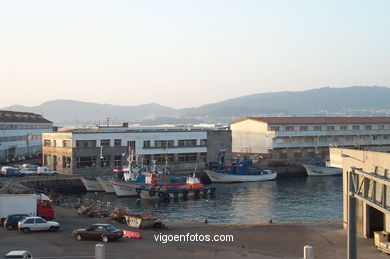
[0,110,53,163]
[230,117,390,161]
[42,125,231,175]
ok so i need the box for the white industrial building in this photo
[230,117,390,160]
[42,124,231,175]
[0,110,53,163]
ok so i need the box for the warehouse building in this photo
[230,117,390,161]
[330,148,390,239]
[0,110,53,163]
[42,124,231,175]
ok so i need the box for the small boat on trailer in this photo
[81,177,105,192]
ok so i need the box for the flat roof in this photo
[0,110,52,124]
[52,126,229,134]
[230,117,390,125]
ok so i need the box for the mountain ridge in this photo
[4,86,390,125]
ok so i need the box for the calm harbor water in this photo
[82,176,343,224]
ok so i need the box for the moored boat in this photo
[303,164,342,176]
[205,157,277,183]
[81,177,105,192]
[137,173,216,200]
[204,169,277,183]
[96,177,115,193]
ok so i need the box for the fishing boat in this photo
[303,164,342,176]
[81,177,105,192]
[137,170,215,200]
[97,177,115,193]
[111,151,152,197]
[204,157,277,183]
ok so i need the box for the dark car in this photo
[3,214,29,230]
[72,224,123,243]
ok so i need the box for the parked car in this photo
[3,214,29,230]
[37,167,57,176]
[1,167,23,177]
[19,168,37,176]
[22,164,39,171]
[72,224,123,243]
[4,250,32,258]
[18,216,60,233]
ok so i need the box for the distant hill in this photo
[5,86,390,125]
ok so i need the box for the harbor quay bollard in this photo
[95,243,106,259]
[304,245,314,259]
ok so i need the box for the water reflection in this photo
[82,177,343,224]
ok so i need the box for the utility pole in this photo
[347,170,357,259]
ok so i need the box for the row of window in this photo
[0,124,52,130]
[0,135,42,142]
[44,139,207,148]
[275,134,390,144]
[44,153,207,169]
[269,124,388,132]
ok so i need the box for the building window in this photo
[62,156,71,168]
[178,139,197,147]
[114,139,122,147]
[143,141,151,148]
[314,126,322,131]
[63,140,71,147]
[114,155,122,167]
[270,126,280,131]
[365,125,372,130]
[178,153,197,162]
[340,125,348,130]
[43,140,51,146]
[352,125,360,130]
[100,155,110,167]
[154,154,174,163]
[373,135,379,141]
[319,136,327,142]
[345,136,353,141]
[127,141,136,151]
[143,155,151,165]
[52,140,56,147]
[76,156,97,168]
[326,126,335,131]
[285,126,294,131]
[304,137,314,143]
[299,126,308,131]
[44,155,51,166]
[200,139,207,146]
[155,140,167,148]
[76,140,96,147]
[100,139,110,147]
[378,125,385,130]
[200,152,207,162]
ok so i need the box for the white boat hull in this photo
[111,181,141,196]
[204,170,277,183]
[97,178,115,193]
[303,165,342,176]
[81,178,104,192]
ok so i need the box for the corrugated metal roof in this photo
[0,110,52,123]
[229,117,390,125]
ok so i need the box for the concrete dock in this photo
[0,206,386,259]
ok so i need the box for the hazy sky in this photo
[1,0,389,109]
